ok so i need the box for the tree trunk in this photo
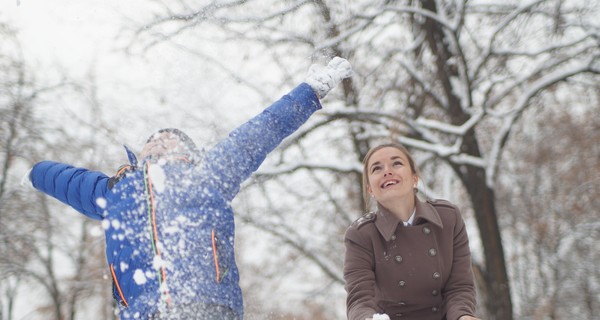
[419,0,514,317]
[462,160,513,320]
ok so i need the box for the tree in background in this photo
[498,90,600,319]
[0,23,114,320]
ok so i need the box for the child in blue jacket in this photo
[29,57,352,319]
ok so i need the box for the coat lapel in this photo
[374,197,444,241]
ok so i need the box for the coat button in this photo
[422,226,431,234]
[395,255,403,263]
[398,280,406,287]
[398,301,406,306]
[432,272,441,279]
[391,234,396,241]
[431,290,438,296]
[432,306,439,312]
[395,313,403,317]
[428,248,437,256]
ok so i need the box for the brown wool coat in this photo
[344,198,477,320]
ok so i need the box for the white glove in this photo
[305,56,352,99]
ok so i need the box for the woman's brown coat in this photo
[344,198,477,320]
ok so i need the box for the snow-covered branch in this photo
[396,59,448,110]
[415,111,483,136]
[221,0,313,23]
[255,161,361,177]
[484,44,597,113]
[470,0,548,80]
[274,109,412,152]
[398,136,486,168]
[487,58,597,186]
[381,5,456,32]
[315,19,375,51]
[493,34,591,57]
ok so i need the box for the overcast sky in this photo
[2,0,256,154]
[2,1,144,72]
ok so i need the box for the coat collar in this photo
[374,197,444,242]
[123,144,139,167]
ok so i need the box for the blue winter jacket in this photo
[30,83,322,319]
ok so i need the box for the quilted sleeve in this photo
[30,161,110,220]
[202,83,322,201]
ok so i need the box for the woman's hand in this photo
[459,316,481,320]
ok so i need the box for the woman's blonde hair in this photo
[361,142,420,210]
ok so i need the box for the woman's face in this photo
[366,147,418,204]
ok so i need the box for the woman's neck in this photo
[380,195,416,222]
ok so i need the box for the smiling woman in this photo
[344,142,481,320]
[363,143,419,222]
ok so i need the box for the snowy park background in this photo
[1,0,599,319]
